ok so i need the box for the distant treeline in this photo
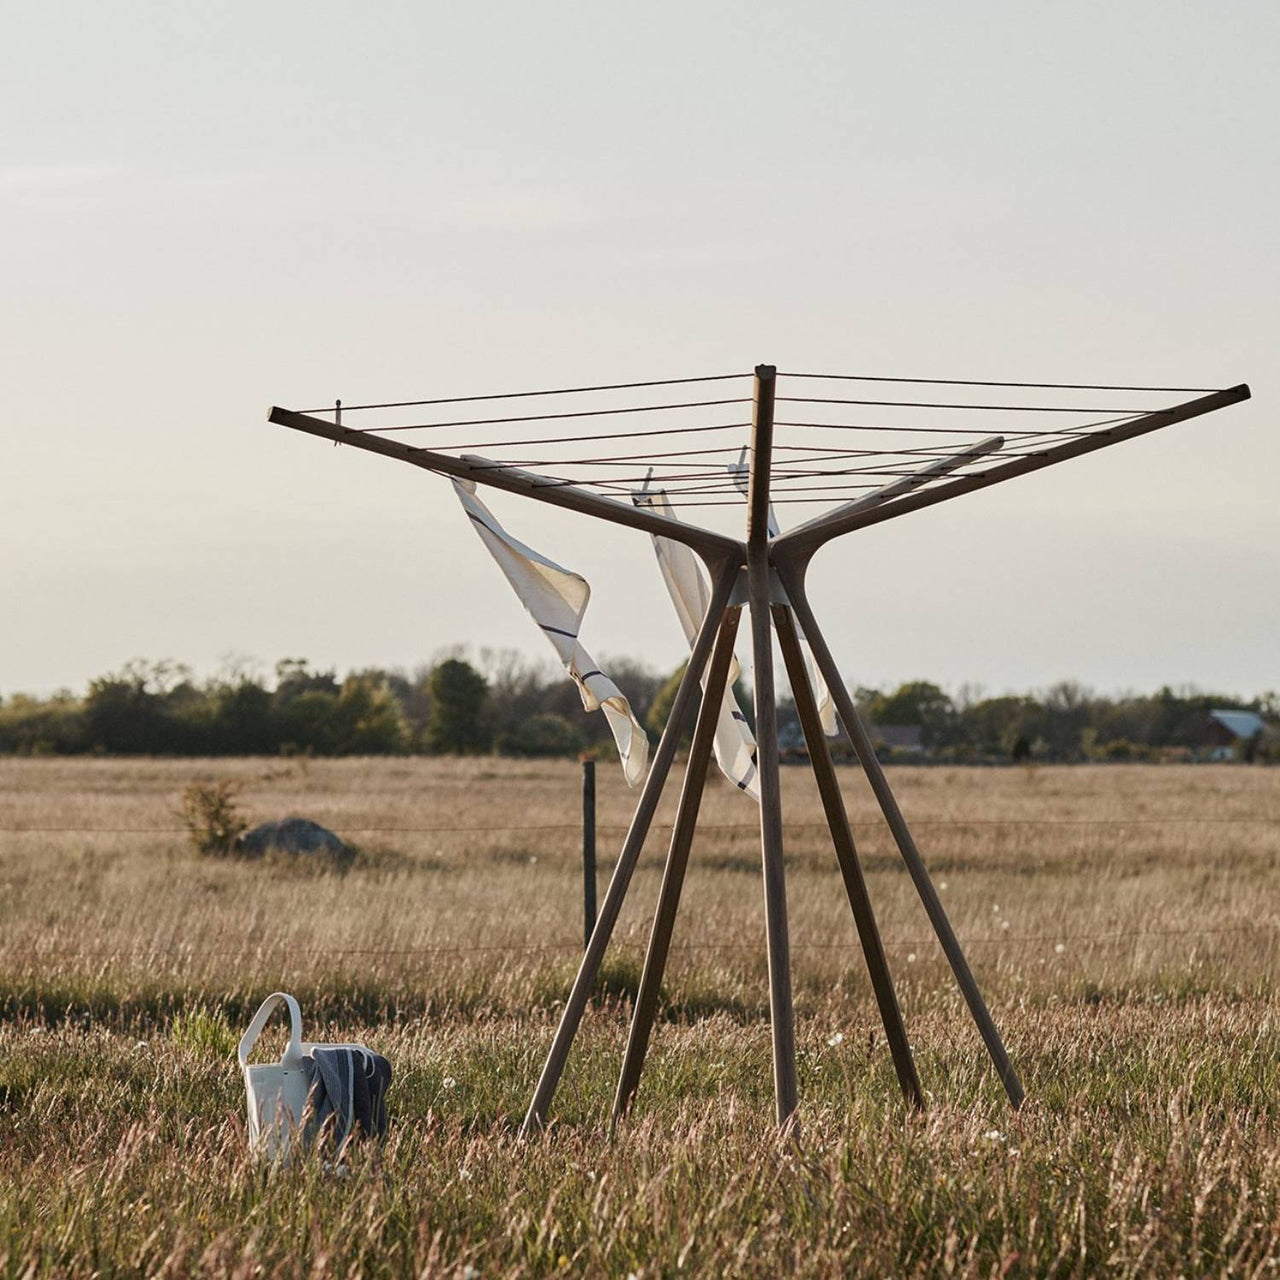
[1,654,1275,763]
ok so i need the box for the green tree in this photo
[867,680,954,749]
[0,692,87,754]
[273,659,340,703]
[334,673,408,754]
[272,660,345,754]
[959,694,1032,759]
[646,661,752,743]
[1037,679,1095,760]
[211,679,275,754]
[84,660,199,754]
[276,689,342,754]
[495,712,581,758]
[478,648,556,748]
[424,659,490,754]
[645,662,688,740]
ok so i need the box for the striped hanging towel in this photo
[633,488,760,799]
[452,478,649,787]
[728,451,838,736]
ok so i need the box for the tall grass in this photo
[0,758,1276,1275]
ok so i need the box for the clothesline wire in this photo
[453,469,999,504]
[8,814,1275,833]
[443,474,1076,505]
[465,451,1007,483]
[511,467,970,491]
[297,372,750,415]
[693,455,1016,486]
[485,448,1077,472]
[780,372,1223,393]
[448,441,1013,467]
[456,445,860,471]
[774,414,1144,438]
[397,413,1143,456]
[474,449,1022,493]
[582,464,996,495]
[454,440,1075,471]
[407,421,752,450]
[778,396,1169,413]
[639,481,971,499]
[655,495,970,508]
[358,398,752,434]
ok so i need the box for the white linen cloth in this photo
[633,488,760,798]
[452,477,649,786]
[728,453,837,736]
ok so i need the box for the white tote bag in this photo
[238,991,371,1160]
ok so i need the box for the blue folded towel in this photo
[302,1046,391,1150]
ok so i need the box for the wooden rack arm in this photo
[771,384,1251,561]
[269,406,746,565]
[781,434,1005,542]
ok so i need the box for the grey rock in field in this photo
[239,817,353,864]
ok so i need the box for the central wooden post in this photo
[747,364,799,1126]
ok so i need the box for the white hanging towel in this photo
[452,477,649,787]
[633,488,760,799]
[728,452,838,736]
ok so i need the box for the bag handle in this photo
[238,992,305,1070]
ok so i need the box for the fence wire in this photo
[2,815,1277,834]
[20,923,1280,964]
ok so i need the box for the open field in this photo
[1,757,1277,1277]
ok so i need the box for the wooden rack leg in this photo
[521,566,740,1136]
[612,605,743,1124]
[778,565,1025,1109]
[772,604,924,1109]
[748,570,799,1127]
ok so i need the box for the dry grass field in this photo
[1,756,1277,1277]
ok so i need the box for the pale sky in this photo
[4,1,1277,701]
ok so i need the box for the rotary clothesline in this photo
[270,363,1250,1137]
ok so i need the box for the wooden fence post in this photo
[582,758,597,950]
